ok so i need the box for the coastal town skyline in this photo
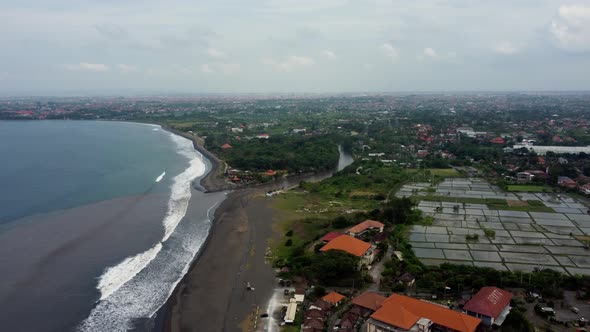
[2,0,590,94]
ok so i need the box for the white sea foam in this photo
[97,243,162,301]
[78,131,219,331]
[161,134,206,242]
[155,171,166,183]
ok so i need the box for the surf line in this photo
[156,171,166,183]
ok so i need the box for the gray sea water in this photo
[0,120,225,331]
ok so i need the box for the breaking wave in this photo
[78,127,220,331]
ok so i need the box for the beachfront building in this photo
[347,220,385,237]
[367,294,481,332]
[320,235,376,267]
[463,287,512,327]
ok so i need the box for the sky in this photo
[1,0,590,94]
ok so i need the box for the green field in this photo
[507,185,553,192]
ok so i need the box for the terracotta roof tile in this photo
[320,235,371,257]
[464,287,512,319]
[347,220,384,234]
[371,294,480,332]
[322,292,346,305]
[351,291,387,311]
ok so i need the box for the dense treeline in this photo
[211,135,340,173]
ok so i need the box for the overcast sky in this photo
[1,0,590,94]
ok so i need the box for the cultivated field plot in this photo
[397,178,590,275]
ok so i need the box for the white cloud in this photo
[220,63,240,75]
[423,47,438,58]
[63,63,110,72]
[381,43,398,58]
[263,55,315,72]
[118,64,137,74]
[200,64,213,74]
[550,4,590,52]
[207,47,226,58]
[493,41,518,55]
[321,50,336,59]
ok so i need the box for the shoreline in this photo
[160,127,352,332]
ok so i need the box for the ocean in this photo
[0,120,225,331]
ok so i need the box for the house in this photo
[339,311,360,331]
[397,272,416,287]
[322,292,346,306]
[351,291,387,317]
[558,157,569,165]
[294,293,305,303]
[302,317,324,331]
[310,299,333,312]
[305,309,327,320]
[516,172,534,183]
[347,220,385,237]
[221,143,233,149]
[490,137,505,145]
[367,294,481,332]
[558,176,577,189]
[580,183,590,195]
[284,301,298,323]
[320,235,376,267]
[264,169,277,176]
[256,133,270,139]
[464,287,512,327]
[320,232,343,243]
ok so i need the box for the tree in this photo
[309,250,361,286]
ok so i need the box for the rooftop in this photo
[351,291,387,311]
[464,287,512,319]
[320,234,371,257]
[347,219,384,234]
[371,294,480,332]
[322,292,346,305]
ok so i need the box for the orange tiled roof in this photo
[371,294,480,332]
[322,292,346,305]
[347,220,384,234]
[351,291,387,311]
[320,235,371,257]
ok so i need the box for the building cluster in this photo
[293,286,513,332]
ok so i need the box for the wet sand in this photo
[165,186,281,332]
[163,141,353,332]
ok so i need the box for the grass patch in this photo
[417,195,555,212]
[483,228,496,239]
[429,168,461,177]
[507,185,553,192]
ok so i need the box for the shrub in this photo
[285,239,293,247]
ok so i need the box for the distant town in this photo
[3,92,590,332]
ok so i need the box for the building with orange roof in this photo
[367,294,480,332]
[320,235,375,267]
[490,137,505,145]
[221,143,233,149]
[264,169,277,176]
[322,292,346,306]
[346,220,385,237]
[351,291,387,315]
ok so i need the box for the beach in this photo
[163,138,353,332]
